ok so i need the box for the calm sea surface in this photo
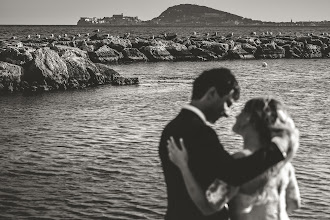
[1,26,330,220]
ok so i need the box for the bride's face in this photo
[232,110,251,135]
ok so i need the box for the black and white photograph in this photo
[0,0,329,219]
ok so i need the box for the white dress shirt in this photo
[182,104,212,126]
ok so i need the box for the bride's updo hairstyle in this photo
[239,98,299,199]
[243,97,297,160]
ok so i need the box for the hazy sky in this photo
[1,0,330,25]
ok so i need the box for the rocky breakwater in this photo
[1,31,330,93]
[0,40,139,94]
[70,32,330,62]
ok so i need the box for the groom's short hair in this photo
[191,68,240,100]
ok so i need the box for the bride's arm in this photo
[286,164,301,213]
[167,137,217,215]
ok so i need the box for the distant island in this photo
[77,13,143,26]
[77,4,330,26]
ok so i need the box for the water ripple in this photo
[1,58,329,219]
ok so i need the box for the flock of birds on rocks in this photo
[9,28,329,42]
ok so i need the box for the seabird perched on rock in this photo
[11,36,17,40]
[58,35,62,39]
[48,42,56,48]
[27,35,31,39]
[104,34,111,38]
[212,32,218,37]
[64,34,68,38]
[226,32,234,38]
[250,32,257,36]
[193,31,197,36]
[50,34,54,38]
[269,32,273,35]
[94,29,100,33]
[36,34,41,39]
[77,33,81,37]
[123,32,130,39]
[86,33,90,37]
[278,32,282,36]
[205,33,210,37]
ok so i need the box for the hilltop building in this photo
[77,14,142,26]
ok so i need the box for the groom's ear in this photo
[205,87,218,100]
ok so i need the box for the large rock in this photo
[122,48,148,62]
[23,42,48,49]
[318,36,330,44]
[140,46,174,61]
[254,42,285,59]
[62,51,105,87]
[322,46,330,58]
[188,45,219,61]
[295,36,311,42]
[164,42,195,61]
[90,34,103,41]
[54,40,76,48]
[63,56,92,84]
[0,61,23,92]
[302,44,322,58]
[0,40,10,51]
[105,38,132,52]
[226,45,255,59]
[225,39,236,49]
[77,40,95,52]
[282,45,299,58]
[165,33,178,41]
[154,40,173,47]
[51,45,88,59]
[309,39,324,47]
[291,45,304,58]
[200,41,228,57]
[0,47,33,65]
[95,63,138,86]
[85,40,105,51]
[112,76,139,86]
[241,43,257,54]
[181,39,193,48]
[94,63,120,83]
[131,38,152,49]
[88,45,123,63]
[2,40,24,49]
[282,41,304,58]
[24,47,69,88]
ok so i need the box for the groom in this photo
[158,68,290,220]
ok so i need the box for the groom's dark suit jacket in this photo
[159,108,284,220]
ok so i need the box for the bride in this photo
[167,98,301,220]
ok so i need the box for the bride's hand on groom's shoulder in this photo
[167,137,189,170]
